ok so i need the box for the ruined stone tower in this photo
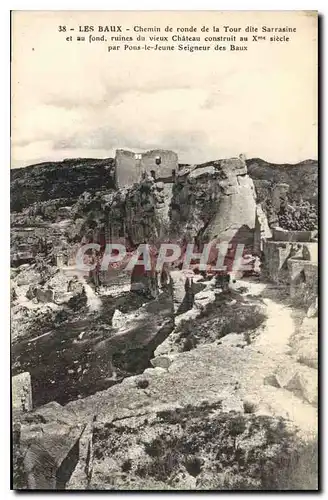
[115,149,178,188]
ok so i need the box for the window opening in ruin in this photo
[155,156,161,166]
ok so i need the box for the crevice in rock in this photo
[55,439,80,489]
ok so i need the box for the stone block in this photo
[189,166,216,178]
[272,228,316,243]
[150,355,172,369]
[66,422,94,489]
[12,372,32,414]
[287,259,318,300]
[285,371,318,406]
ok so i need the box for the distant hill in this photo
[246,158,318,205]
[10,156,318,213]
[10,158,116,212]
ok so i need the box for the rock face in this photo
[170,156,256,249]
[124,176,171,245]
[266,363,318,406]
[203,159,256,246]
[288,260,318,307]
[262,242,301,283]
[170,171,221,243]
[17,402,85,489]
[103,156,257,294]
[262,241,318,285]
[12,155,316,276]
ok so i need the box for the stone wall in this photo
[115,150,141,188]
[139,149,178,178]
[262,239,318,284]
[115,149,178,188]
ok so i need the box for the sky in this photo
[11,11,318,168]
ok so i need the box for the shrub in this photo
[278,201,318,231]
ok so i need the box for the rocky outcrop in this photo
[262,240,318,284]
[170,156,256,252]
[291,315,318,369]
[16,402,85,489]
[203,161,256,247]
[265,362,318,406]
[124,175,172,245]
[15,392,317,490]
[170,169,222,243]
[16,335,314,490]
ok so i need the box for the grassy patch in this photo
[177,291,266,351]
[91,405,318,490]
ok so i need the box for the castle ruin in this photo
[115,149,178,188]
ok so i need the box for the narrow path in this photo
[80,279,102,312]
[239,279,318,439]
[238,279,295,354]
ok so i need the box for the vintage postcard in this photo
[11,10,318,491]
